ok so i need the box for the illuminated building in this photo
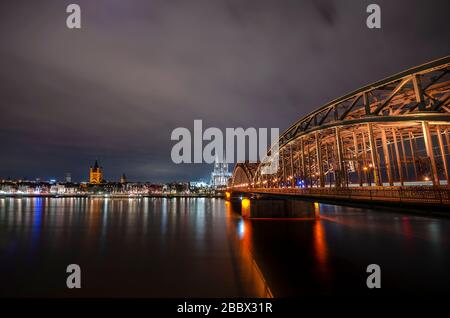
[120,173,127,184]
[89,160,103,184]
[210,157,232,188]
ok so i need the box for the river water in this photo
[0,197,449,297]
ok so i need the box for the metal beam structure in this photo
[231,56,450,190]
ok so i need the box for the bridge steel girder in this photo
[233,57,450,189]
[277,56,450,148]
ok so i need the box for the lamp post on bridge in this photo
[363,163,373,186]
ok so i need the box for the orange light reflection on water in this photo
[225,201,273,298]
[313,220,328,267]
[312,203,331,284]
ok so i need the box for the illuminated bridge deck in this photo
[231,186,450,207]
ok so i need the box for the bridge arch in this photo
[230,162,258,187]
[248,56,450,188]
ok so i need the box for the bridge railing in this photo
[231,186,450,205]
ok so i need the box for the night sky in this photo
[1,0,449,182]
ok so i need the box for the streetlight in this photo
[363,165,372,186]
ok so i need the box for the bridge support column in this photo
[446,128,450,183]
[409,132,418,180]
[436,126,449,185]
[295,144,301,181]
[290,144,294,187]
[389,143,398,181]
[307,140,312,187]
[381,128,394,186]
[301,137,306,187]
[335,127,345,187]
[239,197,317,219]
[422,121,439,186]
[281,148,286,186]
[315,131,325,187]
[367,123,381,186]
[392,128,404,186]
[361,131,368,185]
[445,128,450,164]
[400,132,409,180]
[353,131,362,186]
[325,144,332,187]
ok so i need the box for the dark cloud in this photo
[0,0,449,182]
[311,0,337,26]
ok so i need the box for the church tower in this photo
[210,156,232,188]
[89,160,103,184]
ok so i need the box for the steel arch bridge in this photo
[231,56,450,203]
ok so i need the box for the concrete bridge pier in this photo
[227,191,319,219]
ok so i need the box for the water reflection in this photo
[31,198,42,249]
[313,220,328,271]
[1,197,450,297]
[225,201,272,297]
[229,199,450,295]
[0,197,271,297]
[237,219,245,239]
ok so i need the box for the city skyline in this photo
[0,158,216,184]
